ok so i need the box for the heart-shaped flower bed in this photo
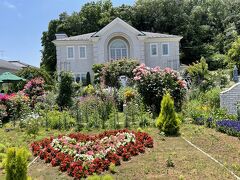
[31,129,153,179]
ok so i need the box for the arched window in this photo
[109,39,128,60]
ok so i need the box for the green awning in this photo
[0,72,25,83]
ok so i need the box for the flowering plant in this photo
[31,129,153,179]
[216,120,240,137]
[0,93,29,121]
[133,64,186,113]
[23,77,45,107]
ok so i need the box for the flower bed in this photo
[31,129,153,179]
[216,120,240,137]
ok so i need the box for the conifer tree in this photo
[156,93,180,135]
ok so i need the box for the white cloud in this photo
[3,1,16,9]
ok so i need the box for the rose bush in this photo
[133,64,187,114]
[23,77,45,107]
[31,129,153,179]
[0,93,29,121]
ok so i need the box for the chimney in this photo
[55,33,68,40]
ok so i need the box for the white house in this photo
[53,17,182,83]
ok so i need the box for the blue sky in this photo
[0,0,134,67]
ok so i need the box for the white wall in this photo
[93,23,145,64]
[56,44,93,76]
[144,41,180,70]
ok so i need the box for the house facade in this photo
[53,17,182,83]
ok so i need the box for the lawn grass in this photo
[0,124,239,179]
[181,123,240,178]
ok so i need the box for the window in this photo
[75,73,87,84]
[67,46,74,59]
[109,39,128,60]
[162,43,169,56]
[150,43,158,56]
[60,62,70,71]
[79,46,86,59]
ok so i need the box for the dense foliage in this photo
[156,93,180,135]
[41,0,240,74]
[133,64,186,114]
[101,59,139,87]
[92,64,105,84]
[31,129,153,179]
[216,120,240,137]
[228,36,240,70]
[23,77,45,107]
[5,147,30,180]
[0,93,29,123]
[57,72,74,109]
[16,67,54,89]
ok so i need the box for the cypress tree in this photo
[156,93,180,135]
[86,72,91,86]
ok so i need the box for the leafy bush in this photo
[207,54,228,70]
[228,36,240,70]
[202,87,221,108]
[156,93,180,135]
[83,84,95,96]
[5,147,30,180]
[109,162,117,174]
[23,77,45,107]
[26,118,40,136]
[118,86,139,104]
[186,57,209,85]
[92,64,105,84]
[43,110,75,130]
[0,93,29,123]
[79,95,114,129]
[133,64,186,114]
[102,59,139,87]
[15,67,54,91]
[56,72,74,109]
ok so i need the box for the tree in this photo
[6,148,30,180]
[56,72,74,109]
[86,72,91,86]
[228,36,240,69]
[41,0,240,72]
[156,93,180,136]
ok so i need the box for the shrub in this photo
[186,57,208,85]
[202,87,221,108]
[85,72,91,86]
[92,64,105,84]
[109,162,117,174]
[5,147,30,180]
[15,67,54,91]
[207,54,228,70]
[228,36,240,70]
[0,93,29,123]
[156,93,180,135]
[23,77,45,107]
[83,84,95,96]
[102,59,139,87]
[43,110,75,130]
[26,118,40,136]
[56,72,74,109]
[133,64,186,114]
